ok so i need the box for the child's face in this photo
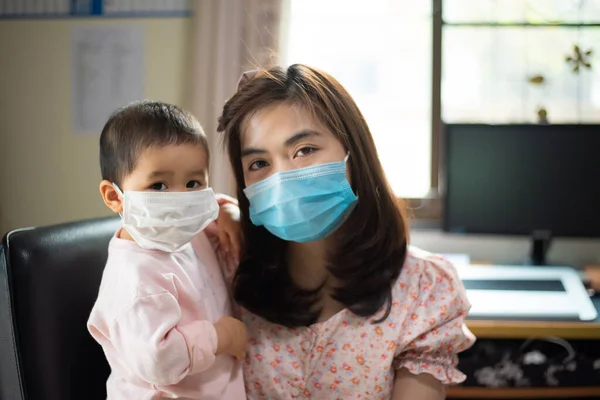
[99,143,209,215]
[122,143,209,192]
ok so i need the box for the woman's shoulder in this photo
[392,245,469,314]
[399,245,462,285]
[404,245,452,265]
[387,247,475,383]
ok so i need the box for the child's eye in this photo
[186,180,204,189]
[295,146,316,157]
[149,182,167,191]
[249,160,269,171]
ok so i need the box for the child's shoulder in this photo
[106,235,170,270]
[100,236,182,297]
[191,229,238,286]
[189,229,221,265]
[189,230,213,252]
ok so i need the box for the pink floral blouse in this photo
[240,246,476,399]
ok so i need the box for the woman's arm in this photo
[212,193,242,259]
[392,368,446,400]
[390,254,476,399]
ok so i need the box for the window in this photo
[281,0,599,219]
[443,0,600,123]
[282,0,434,200]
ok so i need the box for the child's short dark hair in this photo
[100,100,209,186]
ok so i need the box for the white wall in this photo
[410,228,600,268]
[0,17,597,267]
[0,18,192,235]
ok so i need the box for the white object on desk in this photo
[456,264,598,322]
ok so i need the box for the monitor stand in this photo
[525,230,553,266]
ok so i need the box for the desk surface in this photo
[465,296,600,339]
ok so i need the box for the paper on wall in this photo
[71,26,144,133]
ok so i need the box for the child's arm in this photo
[105,293,246,387]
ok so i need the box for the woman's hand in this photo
[392,368,446,400]
[215,195,243,260]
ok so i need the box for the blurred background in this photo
[0,0,599,266]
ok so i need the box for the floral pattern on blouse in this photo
[241,246,476,399]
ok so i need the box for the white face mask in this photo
[114,185,220,252]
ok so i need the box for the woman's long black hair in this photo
[217,64,408,327]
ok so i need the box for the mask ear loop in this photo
[343,152,358,200]
[113,183,124,219]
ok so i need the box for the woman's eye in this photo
[149,182,167,191]
[249,160,269,171]
[186,180,203,189]
[295,146,316,157]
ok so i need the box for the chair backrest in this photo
[0,217,120,400]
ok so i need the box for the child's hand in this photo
[216,202,243,261]
[214,316,248,360]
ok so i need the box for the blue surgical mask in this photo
[243,154,358,242]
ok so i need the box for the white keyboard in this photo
[456,264,598,322]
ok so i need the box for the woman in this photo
[218,64,475,399]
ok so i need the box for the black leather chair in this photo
[0,217,120,400]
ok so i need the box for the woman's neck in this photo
[288,238,345,322]
[287,239,329,290]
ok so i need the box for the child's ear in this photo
[99,180,123,213]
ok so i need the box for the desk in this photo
[464,296,600,339]
[447,296,600,399]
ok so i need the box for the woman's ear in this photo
[99,180,123,213]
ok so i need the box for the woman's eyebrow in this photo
[241,147,266,158]
[241,130,321,158]
[284,129,320,147]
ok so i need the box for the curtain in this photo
[188,0,284,196]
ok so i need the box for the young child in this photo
[88,101,247,399]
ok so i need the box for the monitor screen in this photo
[443,124,600,238]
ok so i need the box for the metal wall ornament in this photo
[566,44,593,73]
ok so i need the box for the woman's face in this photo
[240,102,347,187]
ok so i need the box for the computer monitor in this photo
[442,124,600,265]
